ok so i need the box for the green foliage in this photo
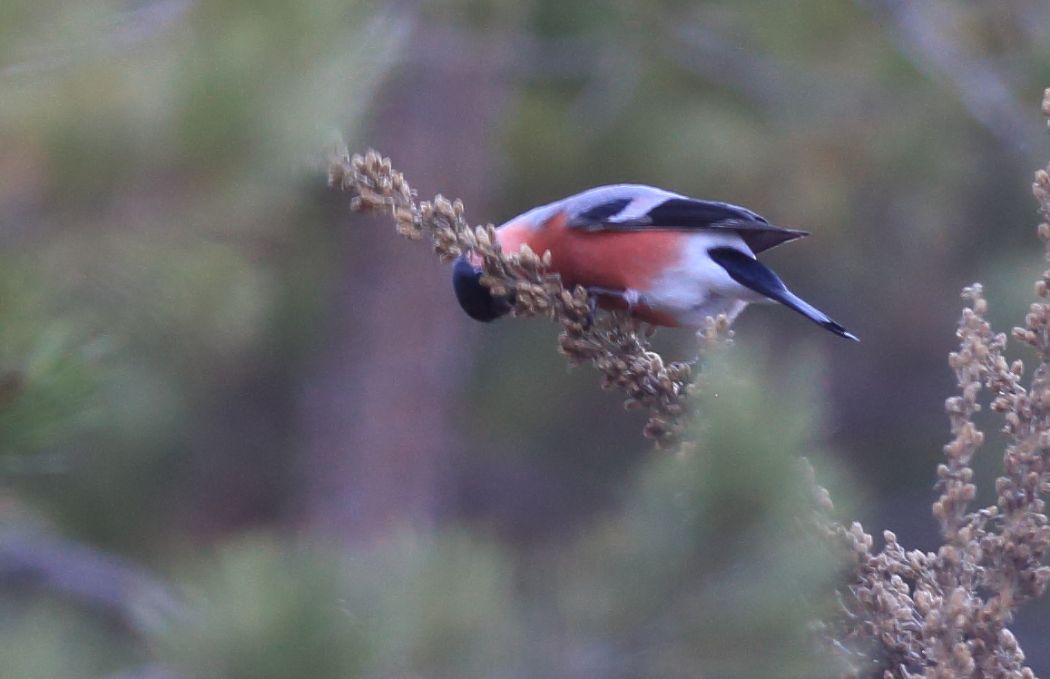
[155,536,370,679]
[0,263,102,464]
[142,347,845,679]
[0,0,401,547]
[548,347,846,677]
[155,532,523,679]
[0,602,136,678]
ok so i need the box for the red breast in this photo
[497,210,685,327]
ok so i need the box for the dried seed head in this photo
[814,133,1050,676]
[327,147,721,446]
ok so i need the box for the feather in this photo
[562,186,807,254]
[707,247,858,341]
[452,257,512,322]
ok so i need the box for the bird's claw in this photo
[586,286,646,317]
[622,288,643,313]
[584,286,620,329]
[584,292,600,329]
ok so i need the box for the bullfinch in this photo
[452,184,857,341]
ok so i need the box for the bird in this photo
[452,184,857,341]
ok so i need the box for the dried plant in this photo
[327,149,730,446]
[813,89,1050,678]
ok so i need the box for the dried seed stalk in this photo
[812,88,1050,679]
[328,148,730,446]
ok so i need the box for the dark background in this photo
[2,1,1050,676]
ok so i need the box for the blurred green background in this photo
[2,1,1049,677]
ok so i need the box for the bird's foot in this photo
[583,287,619,329]
[583,292,600,329]
[622,288,643,313]
[586,286,647,315]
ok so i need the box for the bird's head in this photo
[452,256,513,322]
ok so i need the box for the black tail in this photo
[708,247,858,342]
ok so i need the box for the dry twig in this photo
[812,88,1050,679]
[327,149,730,446]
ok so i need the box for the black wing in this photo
[568,196,808,254]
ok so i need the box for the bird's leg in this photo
[583,291,600,329]
[623,289,644,315]
[586,286,647,315]
[582,286,613,329]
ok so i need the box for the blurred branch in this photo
[406,19,876,135]
[413,20,850,122]
[655,17,883,123]
[407,24,605,80]
[567,41,643,139]
[858,0,1037,159]
[100,666,186,679]
[2,0,193,78]
[0,531,181,637]
[659,20,814,112]
[406,23,640,138]
[105,0,194,48]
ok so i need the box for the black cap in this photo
[452,257,512,322]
